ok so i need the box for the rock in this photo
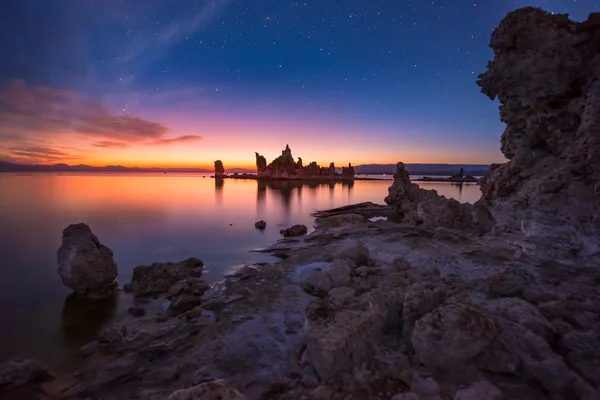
[475,7,600,256]
[454,380,503,400]
[485,297,555,343]
[255,145,352,179]
[303,269,333,297]
[127,306,146,317]
[167,277,209,299]
[402,283,446,343]
[412,303,498,370]
[124,257,204,296]
[280,224,308,237]
[56,223,118,298]
[337,241,370,265]
[389,256,412,272]
[384,162,474,229]
[97,324,127,351]
[0,359,53,394]
[167,379,247,399]
[329,259,352,287]
[327,287,356,310]
[214,160,225,178]
[168,294,203,315]
[254,220,267,229]
[410,373,441,396]
[315,213,366,229]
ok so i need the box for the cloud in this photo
[0,144,86,164]
[0,79,172,143]
[149,135,204,145]
[91,140,130,148]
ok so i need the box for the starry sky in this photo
[0,0,597,169]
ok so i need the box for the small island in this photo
[412,168,479,183]
[213,145,356,181]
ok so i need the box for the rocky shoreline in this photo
[2,7,600,400]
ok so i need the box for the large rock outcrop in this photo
[214,160,225,178]
[475,7,600,257]
[255,145,354,179]
[57,223,118,299]
[384,162,473,229]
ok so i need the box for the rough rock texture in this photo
[255,145,354,180]
[124,257,205,296]
[57,223,118,298]
[214,160,225,178]
[280,224,308,237]
[167,379,246,399]
[384,162,474,229]
[475,7,600,258]
[0,358,53,397]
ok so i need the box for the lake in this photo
[0,173,481,369]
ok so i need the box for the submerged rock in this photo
[57,223,118,299]
[254,220,267,229]
[124,257,204,296]
[279,224,308,237]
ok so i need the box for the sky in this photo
[0,0,597,169]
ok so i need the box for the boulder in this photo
[254,220,267,229]
[412,303,498,370]
[166,277,209,299]
[97,324,127,351]
[124,258,204,296]
[280,224,308,237]
[57,223,118,299]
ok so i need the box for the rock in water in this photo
[280,224,308,237]
[214,160,225,178]
[255,220,267,229]
[475,7,600,257]
[57,223,118,299]
[124,257,205,296]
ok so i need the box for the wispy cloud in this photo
[0,144,87,164]
[91,140,130,148]
[149,135,204,145]
[125,0,230,61]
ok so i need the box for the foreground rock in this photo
[57,223,118,299]
[124,257,205,296]
[0,359,53,398]
[475,7,600,258]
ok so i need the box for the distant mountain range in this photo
[0,161,489,176]
[352,163,489,176]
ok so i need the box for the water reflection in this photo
[256,180,356,212]
[215,177,224,205]
[60,290,118,348]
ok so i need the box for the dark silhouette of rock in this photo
[127,306,146,317]
[475,7,600,257]
[214,160,225,178]
[254,145,354,180]
[279,224,308,237]
[124,258,205,296]
[341,163,355,179]
[57,223,118,299]
[255,220,266,229]
[384,162,473,229]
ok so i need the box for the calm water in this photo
[0,173,480,368]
